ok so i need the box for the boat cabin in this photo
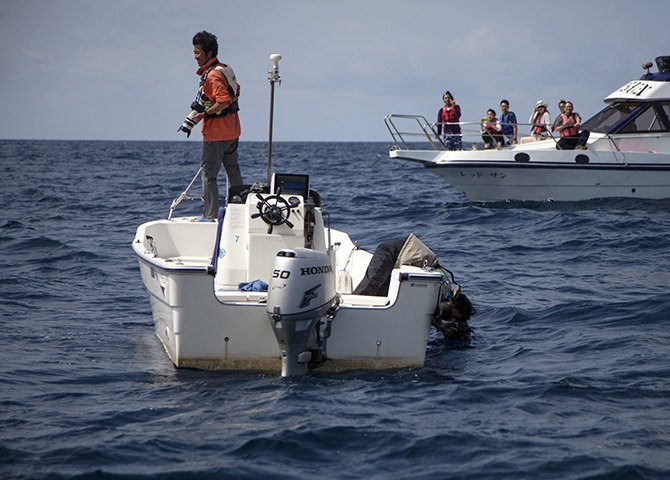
[582,55,670,136]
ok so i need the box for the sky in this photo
[1,0,668,142]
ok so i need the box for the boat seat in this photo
[519,136,551,144]
[339,294,390,308]
[215,289,268,303]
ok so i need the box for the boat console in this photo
[214,174,327,290]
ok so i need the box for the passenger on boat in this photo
[480,109,503,149]
[552,101,590,150]
[526,100,552,141]
[499,99,518,145]
[558,99,567,116]
[436,91,463,151]
[191,31,244,221]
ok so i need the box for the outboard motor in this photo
[266,248,336,376]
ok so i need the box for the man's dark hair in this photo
[193,31,218,57]
[500,99,509,106]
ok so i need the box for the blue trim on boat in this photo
[424,162,670,172]
[641,71,670,81]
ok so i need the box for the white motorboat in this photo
[133,56,470,377]
[386,55,670,202]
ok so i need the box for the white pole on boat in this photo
[266,54,282,186]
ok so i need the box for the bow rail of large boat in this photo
[384,114,445,150]
[384,114,571,152]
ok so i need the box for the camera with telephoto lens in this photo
[177,102,206,138]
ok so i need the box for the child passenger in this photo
[481,109,503,149]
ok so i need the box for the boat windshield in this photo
[581,101,642,133]
[582,101,670,134]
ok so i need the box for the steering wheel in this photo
[251,191,295,234]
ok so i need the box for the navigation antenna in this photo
[267,54,282,185]
[642,61,653,76]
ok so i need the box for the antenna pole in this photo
[267,54,282,185]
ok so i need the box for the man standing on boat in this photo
[191,31,243,221]
[436,91,462,150]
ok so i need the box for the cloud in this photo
[1,0,669,141]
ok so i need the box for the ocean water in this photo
[1,139,669,480]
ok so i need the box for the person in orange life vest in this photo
[191,30,243,221]
[480,109,503,149]
[528,100,552,140]
[499,99,518,145]
[435,91,462,150]
[552,101,590,150]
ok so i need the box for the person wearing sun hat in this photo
[528,99,552,140]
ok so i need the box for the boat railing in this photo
[386,114,570,150]
[384,114,445,150]
[603,133,627,165]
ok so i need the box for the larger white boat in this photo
[133,56,470,377]
[386,56,670,202]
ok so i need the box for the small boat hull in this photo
[133,212,445,373]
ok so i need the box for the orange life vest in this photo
[558,113,579,138]
[532,112,547,135]
[441,106,460,124]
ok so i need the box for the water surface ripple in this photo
[1,140,669,479]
